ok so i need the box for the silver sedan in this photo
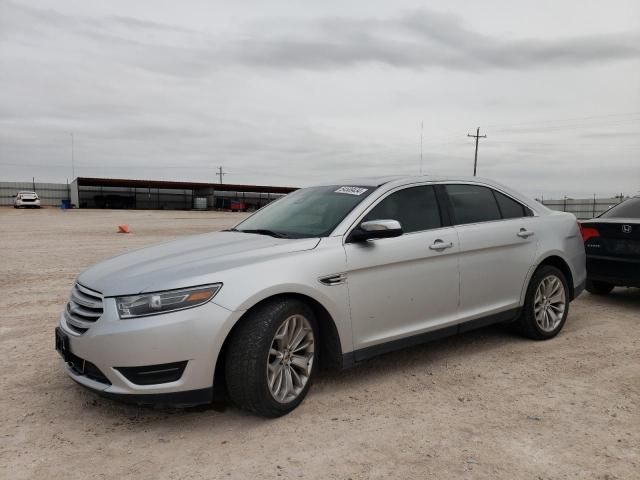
[56,176,586,416]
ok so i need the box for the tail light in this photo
[579,223,600,243]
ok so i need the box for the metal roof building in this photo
[70,177,297,210]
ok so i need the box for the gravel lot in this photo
[1,207,638,479]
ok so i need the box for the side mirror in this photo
[348,219,403,242]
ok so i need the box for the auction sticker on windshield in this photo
[334,186,368,196]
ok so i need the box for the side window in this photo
[446,184,501,225]
[363,186,441,233]
[493,190,528,219]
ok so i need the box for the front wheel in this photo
[585,279,614,295]
[225,298,318,417]
[515,265,570,340]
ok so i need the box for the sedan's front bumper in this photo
[57,297,243,405]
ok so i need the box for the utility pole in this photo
[419,121,424,175]
[467,127,486,176]
[70,132,75,180]
[217,166,226,184]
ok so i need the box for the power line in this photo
[490,119,640,135]
[467,127,487,176]
[486,111,640,129]
[487,140,640,148]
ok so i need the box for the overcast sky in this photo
[1,0,639,198]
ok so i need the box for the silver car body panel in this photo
[60,175,586,399]
[344,224,460,349]
[78,232,320,296]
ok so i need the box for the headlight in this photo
[115,283,222,319]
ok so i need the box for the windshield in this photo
[599,197,640,219]
[234,185,375,238]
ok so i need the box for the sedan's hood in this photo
[78,232,320,296]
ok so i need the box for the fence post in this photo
[592,193,596,218]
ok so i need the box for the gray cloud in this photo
[2,1,639,77]
[0,0,639,197]
[229,10,640,71]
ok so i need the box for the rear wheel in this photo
[585,279,614,295]
[515,265,569,340]
[225,298,318,417]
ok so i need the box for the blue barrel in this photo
[61,199,71,209]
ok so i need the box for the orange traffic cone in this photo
[117,224,130,233]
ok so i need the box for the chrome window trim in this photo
[330,178,539,238]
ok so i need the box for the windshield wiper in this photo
[237,229,289,238]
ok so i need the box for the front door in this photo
[344,185,460,355]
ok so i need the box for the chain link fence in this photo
[1,180,630,218]
[538,196,627,219]
[0,181,70,206]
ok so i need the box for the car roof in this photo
[326,174,460,188]
[18,190,36,194]
[321,174,547,215]
[330,174,504,188]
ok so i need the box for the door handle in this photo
[429,240,453,251]
[517,228,534,239]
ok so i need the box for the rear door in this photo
[443,183,538,321]
[344,184,460,354]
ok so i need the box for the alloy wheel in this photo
[266,314,315,403]
[534,275,566,332]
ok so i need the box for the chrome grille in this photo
[64,283,103,334]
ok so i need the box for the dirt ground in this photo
[1,207,638,480]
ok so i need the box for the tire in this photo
[225,298,318,417]
[585,279,614,296]
[515,265,570,340]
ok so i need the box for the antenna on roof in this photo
[70,132,75,180]
[419,121,424,175]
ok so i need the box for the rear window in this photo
[494,191,528,219]
[446,184,501,225]
[599,197,640,219]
